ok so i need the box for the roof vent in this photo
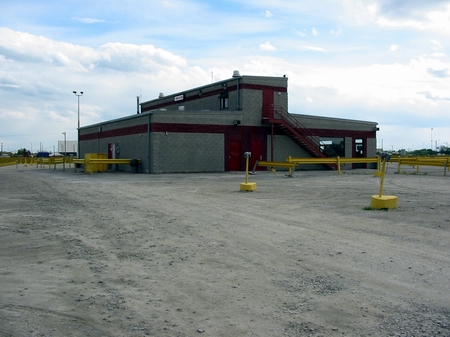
[232,70,241,77]
[159,92,164,98]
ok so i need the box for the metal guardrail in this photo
[251,161,295,175]
[36,157,69,170]
[254,155,450,176]
[1,156,140,174]
[287,156,380,176]
[253,156,381,176]
[0,159,19,167]
[395,156,450,176]
[74,158,140,174]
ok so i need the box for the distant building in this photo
[58,140,78,156]
[78,72,378,173]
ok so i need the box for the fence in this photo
[3,155,449,176]
[253,156,381,176]
[391,156,450,176]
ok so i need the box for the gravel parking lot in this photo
[1,164,449,337]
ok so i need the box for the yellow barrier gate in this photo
[253,156,381,176]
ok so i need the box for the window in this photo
[320,138,344,157]
[355,138,363,156]
[219,92,229,110]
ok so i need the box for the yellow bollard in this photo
[370,154,398,209]
[240,152,257,191]
[373,155,382,176]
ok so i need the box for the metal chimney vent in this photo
[232,70,241,77]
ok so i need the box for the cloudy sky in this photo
[1,0,449,153]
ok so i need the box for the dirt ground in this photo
[0,163,449,337]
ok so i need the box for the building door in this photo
[108,143,113,170]
[354,138,365,168]
[250,140,263,171]
[263,89,274,107]
[108,143,113,159]
[108,143,118,170]
[229,141,241,171]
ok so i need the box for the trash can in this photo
[130,159,139,173]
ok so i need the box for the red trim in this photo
[80,123,269,140]
[80,122,373,145]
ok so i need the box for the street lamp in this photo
[62,132,66,171]
[431,128,433,151]
[73,91,83,128]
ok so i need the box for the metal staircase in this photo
[262,105,336,170]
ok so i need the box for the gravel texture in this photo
[0,164,449,336]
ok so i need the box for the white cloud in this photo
[1,1,450,153]
[293,28,306,37]
[390,44,399,51]
[303,46,327,52]
[259,41,276,51]
[289,56,450,112]
[0,28,187,74]
[430,39,443,50]
[72,17,106,24]
[330,28,342,36]
[0,28,206,151]
[342,0,450,35]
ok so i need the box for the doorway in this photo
[229,141,241,171]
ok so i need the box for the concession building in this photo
[78,71,378,173]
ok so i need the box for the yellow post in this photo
[370,154,398,209]
[378,158,386,197]
[245,156,249,184]
[240,152,257,191]
[374,155,382,176]
[337,156,341,175]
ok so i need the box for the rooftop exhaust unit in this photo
[232,70,241,77]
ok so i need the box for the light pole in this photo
[431,128,433,151]
[62,132,66,171]
[73,91,83,128]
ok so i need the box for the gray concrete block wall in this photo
[79,141,98,157]
[151,111,243,125]
[267,135,324,171]
[143,79,242,112]
[274,91,288,111]
[366,138,378,169]
[142,75,288,127]
[243,76,287,87]
[150,132,224,173]
[79,133,149,173]
[79,114,148,134]
[341,137,353,170]
[366,138,377,158]
[293,114,377,131]
[240,90,263,126]
[103,115,148,130]
[112,134,148,172]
